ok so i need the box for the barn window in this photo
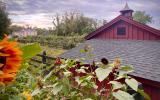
[117,27,126,35]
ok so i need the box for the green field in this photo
[19,43,66,57]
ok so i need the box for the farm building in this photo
[12,28,37,37]
[61,3,160,100]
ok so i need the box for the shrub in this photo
[18,35,84,49]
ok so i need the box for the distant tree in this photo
[0,8,11,38]
[52,12,101,36]
[10,25,24,32]
[133,11,152,24]
[35,28,49,35]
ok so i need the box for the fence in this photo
[29,51,57,67]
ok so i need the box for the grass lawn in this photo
[19,43,66,57]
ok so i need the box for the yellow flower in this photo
[0,35,22,84]
[22,91,32,100]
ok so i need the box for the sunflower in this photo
[0,36,22,84]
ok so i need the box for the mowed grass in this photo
[19,43,66,57]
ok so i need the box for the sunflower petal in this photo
[0,63,4,68]
[0,52,10,56]
[0,71,3,75]
[0,36,22,84]
[0,46,4,49]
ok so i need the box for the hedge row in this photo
[18,35,84,49]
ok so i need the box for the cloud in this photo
[5,0,160,29]
[12,0,27,5]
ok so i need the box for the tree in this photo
[10,25,24,32]
[52,12,101,36]
[0,8,11,38]
[133,11,152,24]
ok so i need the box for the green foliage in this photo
[109,81,124,90]
[18,35,84,49]
[10,25,24,32]
[52,12,100,36]
[0,9,11,38]
[95,67,112,82]
[0,44,150,100]
[113,90,134,100]
[125,78,138,91]
[137,89,151,100]
[133,11,152,24]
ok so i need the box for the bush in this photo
[18,35,84,49]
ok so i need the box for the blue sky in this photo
[5,0,160,29]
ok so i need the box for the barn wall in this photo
[92,21,160,40]
[143,84,160,100]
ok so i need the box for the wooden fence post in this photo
[42,51,47,64]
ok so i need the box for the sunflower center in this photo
[0,55,6,70]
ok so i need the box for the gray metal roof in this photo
[60,39,160,83]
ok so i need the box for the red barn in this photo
[85,4,160,40]
[61,3,160,100]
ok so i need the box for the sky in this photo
[4,0,160,29]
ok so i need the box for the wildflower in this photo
[54,57,62,65]
[22,91,32,100]
[0,35,22,83]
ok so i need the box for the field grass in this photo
[41,46,66,57]
[19,43,66,57]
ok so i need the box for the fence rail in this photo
[29,51,57,67]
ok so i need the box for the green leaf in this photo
[76,69,86,73]
[125,78,138,91]
[60,64,67,69]
[120,65,134,72]
[29,76,37,90]
[75,75,92,85]
[31,88,41,96]
[137,89,151,100]
[0,94,9,100]
[109,81,124,90]
[21,43,42,60]
[95,67,112,82]
[43,70,54,82]
[80,49,86,53]
[62,77,70,96]
[63,71,72,77]
[113,90,134,100]
[52,83,63,95]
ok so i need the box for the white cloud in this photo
[10,13,53,28]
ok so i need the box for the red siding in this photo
[143,84,160,100]
[130,76,160,100]
[92,20,160,40]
